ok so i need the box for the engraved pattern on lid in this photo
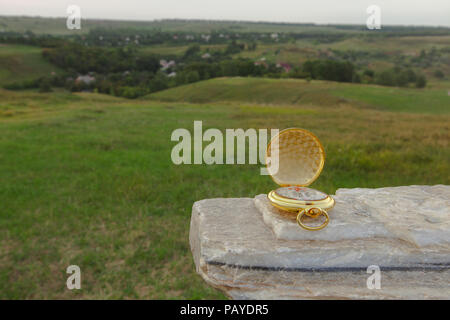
[266,128,325,186]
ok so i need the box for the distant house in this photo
[276,63,292,73]
[201,53,211,59]
[160,59,176,71]
[201,34,211,42]
[75,75,96,85]
[168,72,177,78]
[254,61,268,68]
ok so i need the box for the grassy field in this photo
[0,75,449,298]
[298,35,450,51]
[0,44,62,86]
[140,44,227,56]
[147,77,450,114]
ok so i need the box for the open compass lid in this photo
[266,128,325,187]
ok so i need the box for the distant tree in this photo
[363,69,375,78]
[352,73,362,83]
[419,49,426,59]
[136,55,160,73]
[225,41,245,55]
[415,75,427,88]
[97,79,114,94]
[183,44,201,59]
[148,72,169,92]
[247,42,257,51]
[434,70,445,79]
[289,69,309,79]
[404,69,417,83]
[3,79,38,90]
[38,79,52,93]
[183,62,220,80]
[116,86,148,99]
[375,70,396,86]
[395,70,410,87]
[236,60,256,77]
[220,60,239,76]
[301,60,355,83]
[185,70,200,83]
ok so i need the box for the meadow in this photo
[0,76,449,299]
[147,77,450,114]
[0,44,62,86]
[0,17,449,299]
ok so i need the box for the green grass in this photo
[146,77,343,106]
[140,44,226,56]
[330,85,450,114]
[301,35,450,52]
[147,77,450,114]
[0,81,449,299]
[0,44,62,86]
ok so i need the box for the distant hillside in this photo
[145,77,450,114]
[0,44,62,85]
[1,16,449,35]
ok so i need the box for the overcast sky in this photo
[1,0,449,26]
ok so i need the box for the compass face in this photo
[274,186,328,201]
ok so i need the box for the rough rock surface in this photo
[189,185,450,299]
[255,185,450,246]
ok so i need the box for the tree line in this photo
[2,35,429,98]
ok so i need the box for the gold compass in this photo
[266,128,335,231]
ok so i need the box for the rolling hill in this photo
[145,77,450,114]
[0,44,62,86]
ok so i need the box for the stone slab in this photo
[189,186,450,299]
[255,185,450,246]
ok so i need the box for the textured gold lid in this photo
[266,128,325,187]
